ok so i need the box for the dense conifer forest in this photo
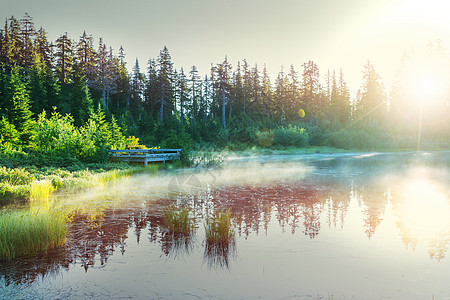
[1,14,449,167]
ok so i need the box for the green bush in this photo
[256,129,275,147]
[215,128,230,147]
[0,167,35,185]
[273,125,309,147]
[325,128,394,150]
[0,183,29,204]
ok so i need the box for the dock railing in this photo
[108,148,182,166]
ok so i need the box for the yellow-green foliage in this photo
[0,167,34,185]
[205,209,235,243]
[0,210,67,260]
[163,206,194,235]
[29,181,54,201]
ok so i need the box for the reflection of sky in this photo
[1,152,450,299]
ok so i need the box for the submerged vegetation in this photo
[0,210,67,260]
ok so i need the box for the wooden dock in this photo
[109,149,182,166]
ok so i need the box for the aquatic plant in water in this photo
[0,210,67,260]
[204,209,235,243]
[204,210,236,269]
[163,206,195,235]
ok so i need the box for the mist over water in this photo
[1,152,450,299]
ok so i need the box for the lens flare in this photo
[298,109,305,118]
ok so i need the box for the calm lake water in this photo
[1,152,450,299]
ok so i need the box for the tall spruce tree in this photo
[5,66,34,143]
[55,32,73,83]
[20,13,36,69]
[356,60,387,128]
[156,46,174,124]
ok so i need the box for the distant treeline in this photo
[0,13,449,159]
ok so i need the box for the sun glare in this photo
[398,176,450,239]
[401,54,450,104]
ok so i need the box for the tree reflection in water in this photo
[2,156,450,286]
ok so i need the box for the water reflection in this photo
[392,169,450,261]
[1,152,450,289]
[203,239,237,269]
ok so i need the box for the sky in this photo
[1,0,449,97]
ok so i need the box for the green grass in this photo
[204,209,235,243]
[29,181,54,201]
[163,206,195,235]
[0,210,67,260]
[203,209,236,268]
[0,163,163,204]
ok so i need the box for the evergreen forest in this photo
[1,14,449,167]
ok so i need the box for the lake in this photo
[1,152,450,299]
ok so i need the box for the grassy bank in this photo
[0,210,67,260]
[0,163,161,206]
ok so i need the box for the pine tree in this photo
[156,46,174,124]
[357,60,387,128]
[287,64,301,120]
[70,62,94,125]
[76,31,97,84]
[7,17,23,66]
[212,56,232,129]
[300,60,322,124]
[34,27,53,68]
[144,58,158,116]
[20,13,36,69]
[177,68,189,123]
[241,59,251,114]
[274,67,289,123]
[55,32,73,83]
[188,65,201,120]
[130,58,145,118]
[261,64,273,118]
[200,74,212,125]
[250,63,262,115]
[5,66,34,143]
[0,116,21,150]
[231,61,244,115]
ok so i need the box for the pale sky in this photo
[1,0,449,97]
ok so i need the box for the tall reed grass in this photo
[204,210,236,269]
[29,181,54,201]
[0,210,67,260]
[204,209,235,243]
[163,206,194,235]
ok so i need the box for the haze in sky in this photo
[1,0,449,96]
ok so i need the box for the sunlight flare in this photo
[401,53,450,104]
[398,176,450,239]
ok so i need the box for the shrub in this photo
[273,125,309,147]
[256,129,275,147]
[0,167,35,185]
[0,116,21,150]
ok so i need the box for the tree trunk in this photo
[160,87,165,124]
